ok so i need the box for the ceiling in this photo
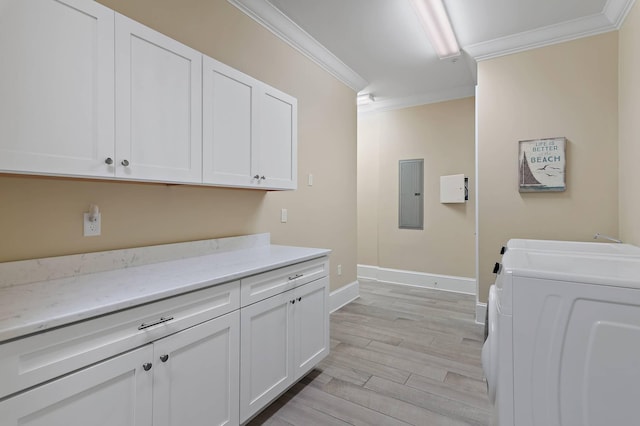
[229,0,635,112]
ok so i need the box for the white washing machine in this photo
[482,245,640,426]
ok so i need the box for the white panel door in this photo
[0,0,115,177]
[152,310,240,426]
[240,290,294,423]
[293,277,330,377]
[256,85,297,190]
[0,345,153,426]
[202,55,260,187]
[115,14,202,183]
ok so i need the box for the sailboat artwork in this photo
[518,137,566,192]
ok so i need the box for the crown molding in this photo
[358,85,475,115]
[227,0,368,92]
[466,0,636,61]
[604,0,637,27]
[229,0,636,109]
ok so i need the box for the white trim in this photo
[466,0,636,62]
[228,0,637,109]
[227,0,368,92]
[474,85,480,309]
[329,280,359,313]
[604,0,637,28]
[357,265,476,295]
[465,13,614,62]
[357,85,475,115]
[476,302,487,325]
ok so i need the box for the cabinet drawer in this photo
[240,257,328,307]
[0,280,239,399]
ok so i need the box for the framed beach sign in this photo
[518,137,566,192]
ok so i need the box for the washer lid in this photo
[502,249,640,290]
[505,239,640,256]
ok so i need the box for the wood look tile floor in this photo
[248,279,491,426]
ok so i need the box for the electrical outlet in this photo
[281,208,288,223]
[337,264,342,276]
[83,212,101,237]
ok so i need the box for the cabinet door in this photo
[152,310,240,426]
[256,85,297,190]
[0,345,153,426]
[0,0,115,177]
[115,14,202,183]
[202,56,260,187]
[240,291,294,423]
[294,277,330,377]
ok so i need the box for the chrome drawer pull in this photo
[287,273,304,281]
[138,316,174,330]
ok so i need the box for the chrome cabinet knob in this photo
[160,354,169,363]
[253,174,260,179]
[142,362,152,371]
[121,159,130,167]
[260,176,266,180]
[105,157,113,165]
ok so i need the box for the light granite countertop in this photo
[0,234,330,343]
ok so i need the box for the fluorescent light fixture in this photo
[357,93,375,106]
[411,0,460,59]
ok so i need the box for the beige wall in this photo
[357,97,476,278]
[0,0,357,291]
[477,32,619,302]
[619,1,640,245]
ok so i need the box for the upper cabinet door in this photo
[0,0,115,177]
[257,85,298,190]
[202,59,298,190]
[115,14,202,183]
[202,56,259,187]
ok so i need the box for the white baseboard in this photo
[357,264,476,295]
[476,302,487,325]
[329,280,359,313]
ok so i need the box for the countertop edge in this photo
[0,245,331,343]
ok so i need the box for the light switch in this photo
[308,174,313,186]
[281,208,288,223]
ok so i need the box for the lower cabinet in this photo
[240,276,329,423]
[153,310,240,426]
[0,310,240,426]
[0,344,154,426]
[293,277,331,378]
[0,257,329,426]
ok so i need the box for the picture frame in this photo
[518,137,566,192]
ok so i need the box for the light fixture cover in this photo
[411,0,460,59]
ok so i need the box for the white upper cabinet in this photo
[0,0,296,189]
[0,0,115,177]
[257,85,297,190]
[203,56,298,190]
[202,56,258,187]
[115,14,202,183]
